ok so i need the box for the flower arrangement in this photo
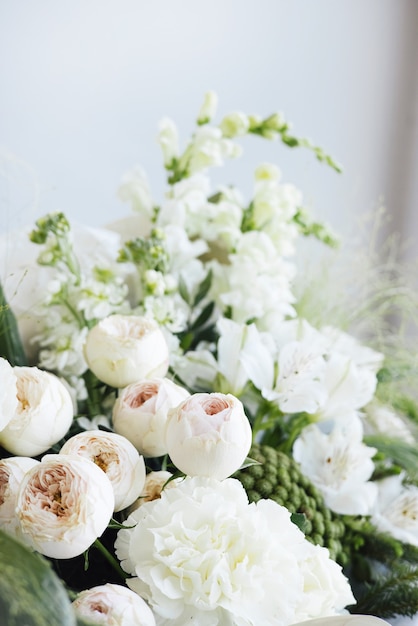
[0,91,417,625]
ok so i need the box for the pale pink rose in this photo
[84,315,169,388]
[112,378,189,457]
[72,583,156,626]
[16,454,114,558]
[165,392,252,480]
[0,365,73,456]
[60,430,146,512]
[0,456,39,539]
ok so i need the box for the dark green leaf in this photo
[193,270,213,306]
[0,282,27,366]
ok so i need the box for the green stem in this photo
[83,369,103,418]
[93,539,127,581]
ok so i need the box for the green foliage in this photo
[0,282,27,366]
[0,529,76,626]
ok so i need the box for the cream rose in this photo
[16,454,114,558]
[84,315,169,388]
[0,456,39,539]
[126,470,178,516]
[60,430,146,512]
[112,378,190,457]
[165,392,252,480]
[0,365,73,456]
[72,583,156,626]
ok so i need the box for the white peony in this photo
[60,430,146,512]
[115,476,354,626]
[165,392,252,480]
[72,583,156,626]
[84,314,169,388]
[112,378,190,457]
[16,454,114,558]
[0,365,73,456]
[0,357,18,431]
[293,421,378,516]
[0,456,39,539]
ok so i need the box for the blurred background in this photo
[0,0,417,259]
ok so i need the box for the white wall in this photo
[0,0,417,254]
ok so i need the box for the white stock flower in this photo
[16,454,114,558]
[0,357,17,431]
[165,392,252,480]
[84,314,169,388]
[117,166,154,216]
[372,473,418,546]
[293,421,378,515]
[0,456,39,539]
[112,378,189,458]
[0,366,73,456]
[157,117,179,166]
[115,476,353,626]
[72,583,156,626]
[60,430,146,512]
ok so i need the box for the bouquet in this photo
[0,91,417,626]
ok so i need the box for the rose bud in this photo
[60,430,146,512]
[112,378,190,457]
[16,454,114,559]
[72,583,156,626]
[0,357,18,431]
[0,456,39,539]
[165,392,252,480]
[83,314,169,388]
[0,366,73,456]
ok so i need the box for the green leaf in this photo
[0,529,76,626]
[364,435,418,475]
[0,282,27,366]
[291,512,309,534]
[193,270,213,306]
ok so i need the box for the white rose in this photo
[125,470,177,516]
[16,454,114,559]
[0,456,39,538]
[0,357,18,430]
[84,315,169,388]
[72,583,156,626]
[60,430,146,512]
[165,392,252,480]
[112,378,190,457]
[0,366,73,456]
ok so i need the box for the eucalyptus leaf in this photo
[0,529,76,626]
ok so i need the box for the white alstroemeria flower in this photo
[115,476,353,625]
[0,357,18,431]
[16,454,114,559]
[263,341,327,414]
[84,314,169,388]
[363,402,415,444]
[60,430,146,512]
[215,318,275,396]
[0,456,39,539]
[73,583,156,626]
[293,421,378,515]
[219,111,250,137]
[112,377,190,458]
[372,473,418,547]
[157,117,179,166]
[320,325,384,374]
[0,366,73,457]
[117,165,154,216]
[165,392,252,480]
[197,90,218,124]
